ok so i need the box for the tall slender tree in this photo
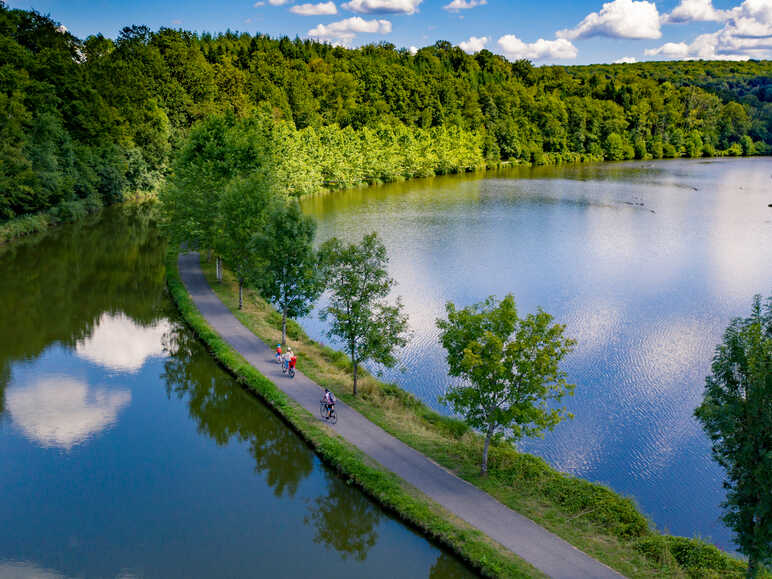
[695,295,772,578]
[217,173,273,309]
[319,233,409,396]
[250,200,323,346]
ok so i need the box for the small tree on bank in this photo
[319,233,409,396]
[217,173,273,309]
[695,295,771,578]
[436,294,576,475]
[251,200,323,346]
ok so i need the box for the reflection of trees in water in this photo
[429,552,476,578]
[304,470,382,562]
[0,203,167,417]
[163,325,313,498]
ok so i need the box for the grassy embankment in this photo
[197,256,765,579]
[166,249,543,579]
[0,192,158,246]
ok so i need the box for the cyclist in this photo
[322,388,336,420]
[288,353,297,374]
[282,348,293,373]
[275,344,282,363]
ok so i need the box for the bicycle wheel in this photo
[329,408,338,425]
[288,367,295,378]
[319,402,327,419]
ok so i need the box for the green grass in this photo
[166,249,543,578]
[0,195,103,245]
[199,256,768,579]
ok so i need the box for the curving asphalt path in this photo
[178,252,624,579]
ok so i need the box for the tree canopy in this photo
[437,294,576,474]
[695,295,772,577]
[319,233,409,395]
[2,2,770,223]
[250,200,323,346]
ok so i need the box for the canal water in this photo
[301,157,772,550]
[0,206,474,578]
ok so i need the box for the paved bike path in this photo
[178,252,623,579]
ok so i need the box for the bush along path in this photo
[177,251,621,579]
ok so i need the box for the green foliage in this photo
[0,195,103,244]
[165,248,537,578]
[197,253,759,579]
[2,1,769,224]
[695,295,772,576]
[319,233,410,395]
[216,173,273,292]
[250,199,324,345]
[634,535,748,578]
[437,294,576,473]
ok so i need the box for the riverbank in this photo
[189,255,758,579]
[166,249,544,578]
[0,193,158,246]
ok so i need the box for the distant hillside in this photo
[1,2,770,222]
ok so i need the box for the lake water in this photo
[301,158,772,550]
[0,207,474,578]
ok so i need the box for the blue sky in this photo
[8,0,772,64]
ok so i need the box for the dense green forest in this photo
[1,1,770,223]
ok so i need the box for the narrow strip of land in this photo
[178,252,623,579]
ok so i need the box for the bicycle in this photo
[288,366,295,378]
[319,400,338,424]
[275,351,282,364]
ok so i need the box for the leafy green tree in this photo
[436,295,576,474]
[695,295,772,577]
[217,173,273,309]
[250,200,323,346]
[319,233,409,396]
[159,114,235,251]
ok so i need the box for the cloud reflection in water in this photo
[7,376,131,450]
[75,313,171,373]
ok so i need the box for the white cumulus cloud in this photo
[646,0,772,60]
[408,45,419,54]
[269,0,292,5]
[309,16,391,43]
[558,0,661,40]
[291,1,338,15]
[662,0,728,23]
[444,0,487,12]
[497,34,578,60]
[459,35,488,53]
[341,0,421,14]
[615,56,637,63]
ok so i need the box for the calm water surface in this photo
[301,158,772,550]
[0,207,474,578]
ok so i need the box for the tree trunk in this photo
[481,424,495,475]
[238,279,243,310]
[216,256,222,283]
[746,554,758,579]
[352,361,358,396]
[281,307,287,347]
